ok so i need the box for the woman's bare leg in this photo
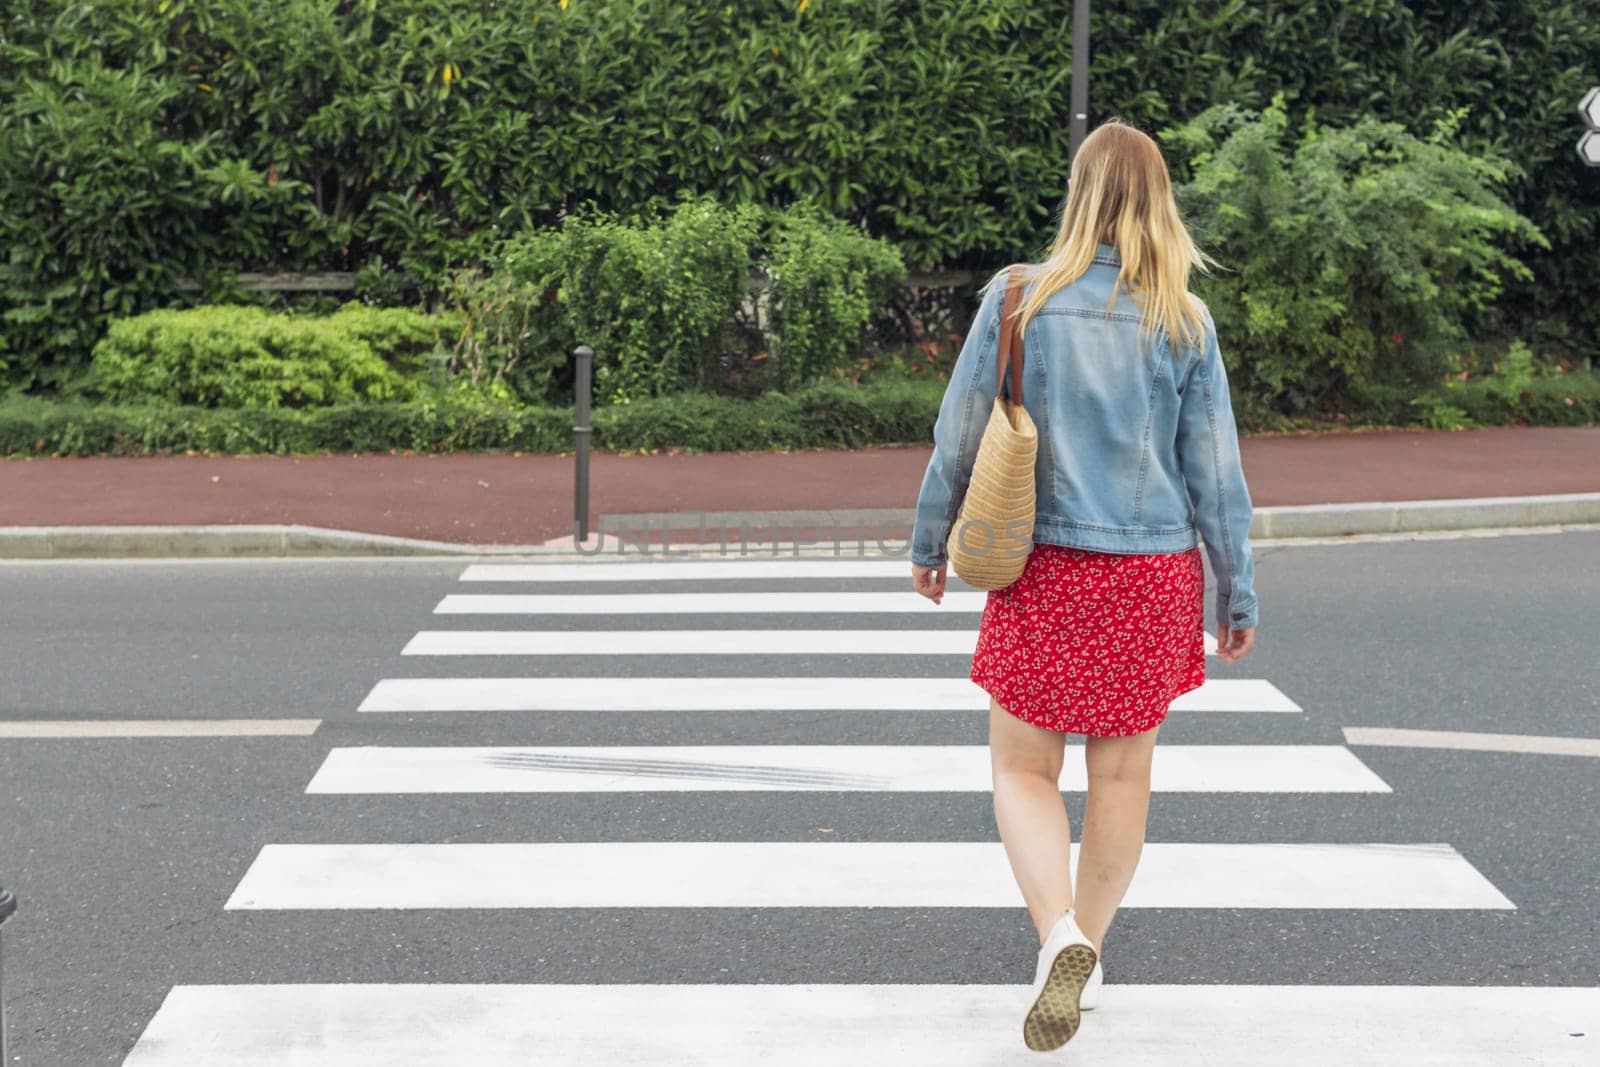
[1071,725,1161,953]
[988,697,1072,942]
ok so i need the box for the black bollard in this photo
[573,345,594,543]
[0,886,15,1065]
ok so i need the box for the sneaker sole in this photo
[1023,942,1097,1052]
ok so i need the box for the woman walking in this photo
[909,121,1259,1052]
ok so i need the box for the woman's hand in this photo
[1215,624,1255,663]
[912,564,947,605]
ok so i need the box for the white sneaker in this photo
[1079,960,1103,1011]
[1023,909,1098,1051]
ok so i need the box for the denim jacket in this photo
[911,244,1259,631]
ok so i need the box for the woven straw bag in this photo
[945,264,1037,591]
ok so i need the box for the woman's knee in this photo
[1084,729,1158,786]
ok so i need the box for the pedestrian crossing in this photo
[123,984,1600,1067]
[124,556,1575,1065]
[225,841,1510,910]
[434,589,996,613]
[304,743,1388,793]
[356,675,1296,712]
[403,627,1223,655]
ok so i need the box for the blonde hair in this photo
[985,121,1214,350]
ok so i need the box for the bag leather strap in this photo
[995,264,1027,404]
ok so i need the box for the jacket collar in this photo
[1092,243,1121,268]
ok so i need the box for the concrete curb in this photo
[0,524,545,559]
[3,492,1599,558]
[1249,493,1600,538]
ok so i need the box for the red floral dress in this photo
[969,542,1206,737]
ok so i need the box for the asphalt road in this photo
[0,530,1597,1064]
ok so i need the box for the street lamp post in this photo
[1069,0,1091,161]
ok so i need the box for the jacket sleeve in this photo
[1174,305,1259,631]
[909,280,1005,568]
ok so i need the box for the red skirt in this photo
[969,542,1206,737]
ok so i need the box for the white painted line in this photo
[357,677,1295,713]
[404,629,980,656]
[460,560,913,582]
[405,629,1222,657]
[123,983,1598,1067]
[225,842,1510,910]
[0,719,321,738]
[307,745,1388,794]
[1345,726,1600,758]
[437,591,991,614]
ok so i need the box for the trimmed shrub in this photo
[3,367,1596,459]
[0,374,951,457]
[88,304,454,408]
[0,394,571,456]
[321,303,457,376]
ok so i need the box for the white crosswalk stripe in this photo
[460,560,914,582]
[225,841,1512,910]
[433,593,1257,626]
[124,984,1600,1067]
[436,590,992,613]
[306,744,1390,794]
[125,555,1565,1065]
[405,627,986,655]
[403,628,1223,656]
[357,675,1296,712]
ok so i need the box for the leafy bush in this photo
[1168,99,1545,422]
[1482,339,1536,407]
[441,266,561,405]
[552,200,761,404]
[486,199,903,404]
[88,304,453,408]
[762,206,908,390]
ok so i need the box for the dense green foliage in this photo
[89,304,453,408]
[1171,99,1545,423]
[6,362,1595,458]
[3,0,1595,391]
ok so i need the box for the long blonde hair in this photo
[986,121,1213,349]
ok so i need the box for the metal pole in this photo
[1069,0,1091,161]
[573,345,593,543]
[0,886,15,1066]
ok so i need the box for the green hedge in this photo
[0,377,949,456]
[1455,373,1600,429]
[3,0,1595,388]
[4,371,1595,458]
[90,303,455,408]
